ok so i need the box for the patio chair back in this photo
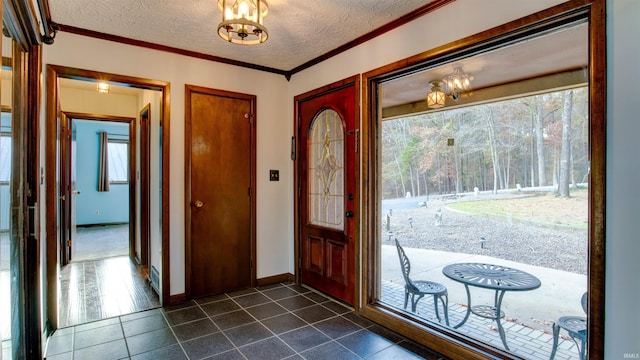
[395,239,419,292]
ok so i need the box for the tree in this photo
[558,90,574,197]
[534,95,547,187]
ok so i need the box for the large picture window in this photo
[362,15,600,360]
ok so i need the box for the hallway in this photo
[59,256,160,328]
[45,283,447,360]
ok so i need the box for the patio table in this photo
[442,262,541,350]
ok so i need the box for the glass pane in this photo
[1,112,10,358]
[308,109,344,230]
[377,23,588,359]
[108,141,128,182]
[1,37,12,357]
[0,135,10,182]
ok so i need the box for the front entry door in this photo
[296,76,359,305]
[186,85,256,298]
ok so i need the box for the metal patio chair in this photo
[550,292,587,360]
[395,239,449,325]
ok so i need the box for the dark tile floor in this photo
[45,283,448,360]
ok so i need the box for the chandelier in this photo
[442,67,473,100]
[426,81,445,109]
[217,0,269,45]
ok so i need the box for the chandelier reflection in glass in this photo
[443,67,473,101]
[217,0,269,45]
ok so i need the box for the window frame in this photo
[107,138,129,184]
[359,3,605,359]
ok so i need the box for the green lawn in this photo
[446,189,588,230]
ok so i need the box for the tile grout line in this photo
[159,306,193,360]
[196,293,250,360]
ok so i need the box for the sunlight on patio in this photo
[380,195,587,359]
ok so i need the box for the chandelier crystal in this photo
[217,0,269,45]
[442,67,473,100]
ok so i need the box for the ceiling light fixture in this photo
[97,82,110,94]
[217,0,269,45]
[426,81,445,109]
[443,67,473,100]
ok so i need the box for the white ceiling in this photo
[48,1,588,108]
[48,0,436,72]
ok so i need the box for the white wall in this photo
[43,33,292,296]
[137,89,164,294]
[606,0,640,357]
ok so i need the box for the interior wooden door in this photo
[296,77,359,305]
[186,85,256,298]
[139,104,151,268]
[59,112,72,264]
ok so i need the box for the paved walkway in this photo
[381,245,586,360]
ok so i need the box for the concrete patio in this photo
[380,245,587,360]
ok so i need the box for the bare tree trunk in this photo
[559,90,573,197]
[535,97,547,186]
[485,108,501,194]
[530,115,536,187]
[408,166,415,197]
[393,155,406,196]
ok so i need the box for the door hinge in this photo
[248,187,252,197]
[27,205,37,237]
[67,240,72,247]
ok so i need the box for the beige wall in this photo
[59,87,139,117]
[43,34,291,296]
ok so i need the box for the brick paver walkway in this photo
[382,280,582,360]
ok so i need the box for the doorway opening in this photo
[57,114,158,327]
[65,118,132,263]
[46,67,171,331]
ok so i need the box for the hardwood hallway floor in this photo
[58,256,160,328]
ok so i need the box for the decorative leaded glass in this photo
[308,109,344,230]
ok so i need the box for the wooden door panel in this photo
[305,236,324,274]
[326,240,347,284]
[296,76,359,305]
[187,87,255,298]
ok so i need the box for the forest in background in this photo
[381,87,589,200]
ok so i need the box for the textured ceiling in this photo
[48,0,436,71]
[48,1,587,109]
